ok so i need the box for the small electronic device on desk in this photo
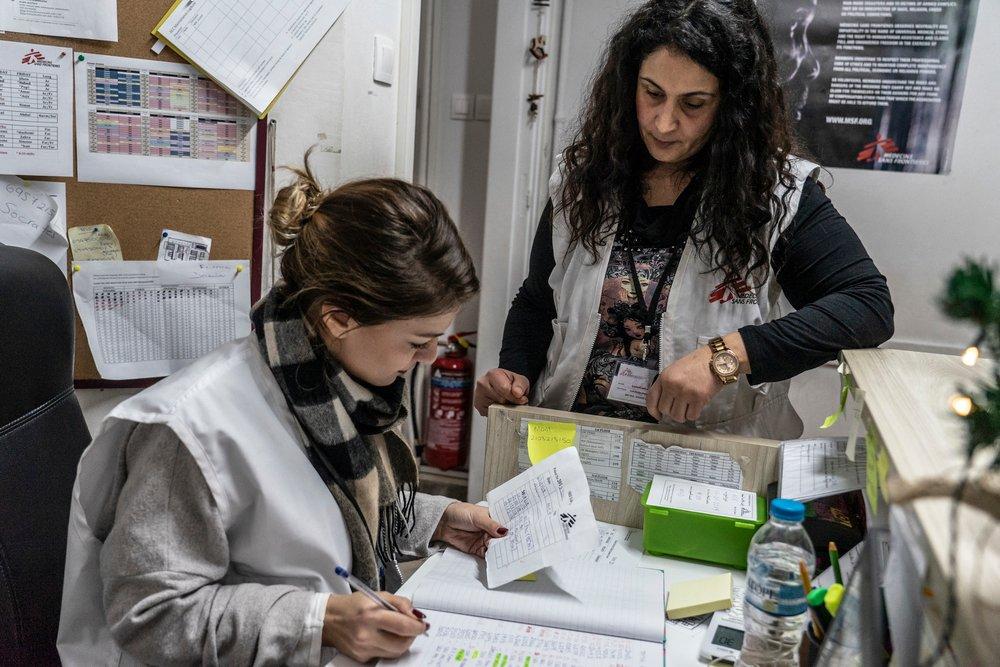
[642,474,766,568]
[699,586,747,663]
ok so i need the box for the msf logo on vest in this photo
[709,278,757,305]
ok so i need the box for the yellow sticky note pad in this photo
[526,421,576,464]
[666,572,733,620]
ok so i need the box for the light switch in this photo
[474,94,492,121]
[373,35,395,85]
[450,93,474,120]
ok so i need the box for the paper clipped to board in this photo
[0,174,58,246]
[646,474,758,522]
[68,224,122,261]
[153,0,352,117]
[1,0,118,41]
[484,447,599,588]
[158,229,212,261]
[0,176,68,273]
[74,53,257,190]
[0,41,74,177]
[777,437,867,502]
[72,260,251,380]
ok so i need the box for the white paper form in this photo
[412,549,666,643]
[382,609,664,667]
[516,418,624,502]
[2,0,118,41]
[0,173,56,245]
[628,438,743,494]
[778,437,867,502]
[72,260,251,379]
[571,522,638,567]
[74,54,257,189]
[0,176,67,273]
[485,447,599,588]
[647,475,758,522]
[0,41,74,176]
[158,229,211,261]
[155,0,351,117]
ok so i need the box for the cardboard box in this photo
[484,405,781,528]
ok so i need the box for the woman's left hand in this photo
[646,333,749,423]
[432,502,508,558]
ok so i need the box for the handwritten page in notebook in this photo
[778,437,867,502]
[380,609,663,667]
[485,447,599,588]
[411,549,665,643]
[646,475,758,521]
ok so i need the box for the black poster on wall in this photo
[760,0,979,174]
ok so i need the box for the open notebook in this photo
[381,549,666,666]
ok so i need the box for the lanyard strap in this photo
[625,245,672,330]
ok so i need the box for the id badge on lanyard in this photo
[607,360,658,406]
[606,243,669,406]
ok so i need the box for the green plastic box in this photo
[641,480,767,569]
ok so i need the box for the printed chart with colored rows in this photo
[85,65,253,161]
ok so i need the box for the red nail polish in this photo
[413,609,426,619]
[498,527,509,536]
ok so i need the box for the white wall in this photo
[417,0,498,333]
[76,1,422,429]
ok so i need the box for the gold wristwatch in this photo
[708,336,740,385]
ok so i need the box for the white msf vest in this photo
[533,157,820,440]
[57,337,352,666]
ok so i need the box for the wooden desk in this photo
[841,349,999,664]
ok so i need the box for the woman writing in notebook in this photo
[475,0,893,439]
[58,158,507,664]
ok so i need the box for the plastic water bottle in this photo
[737,498,816,667]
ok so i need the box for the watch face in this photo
[713,351,739,376]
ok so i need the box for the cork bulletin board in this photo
[3,0,267,386]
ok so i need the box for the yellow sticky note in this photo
[866,428,880,514]
[666,572,732,619]
[526,421,576,464]
[68,224,123,261]
[877,447,890,497]
[517,573,537,582]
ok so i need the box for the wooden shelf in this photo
[841,348,997,664]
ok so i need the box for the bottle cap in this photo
[770,498,806,522]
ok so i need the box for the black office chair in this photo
[0,245,91,665]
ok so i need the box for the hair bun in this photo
[268,168,323,248]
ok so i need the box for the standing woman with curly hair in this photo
[475,0,894,439]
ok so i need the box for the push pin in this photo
[72,264,81,273]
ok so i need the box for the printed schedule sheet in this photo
[0,41,74,176]
[72,261,251,380]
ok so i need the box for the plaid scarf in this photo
[250,284,417,589]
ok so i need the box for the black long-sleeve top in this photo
[499,177,894,387]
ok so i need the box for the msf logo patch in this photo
[709,278,757,305]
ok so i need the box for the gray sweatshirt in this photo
[96,422,454,666]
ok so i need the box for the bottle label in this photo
[745,561,807,616]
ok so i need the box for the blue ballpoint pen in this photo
[334,566,428,630]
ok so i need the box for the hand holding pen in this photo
[320,566,429,663]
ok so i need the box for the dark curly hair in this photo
[559,0,800,285]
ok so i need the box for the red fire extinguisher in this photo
[423,334,475,471]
